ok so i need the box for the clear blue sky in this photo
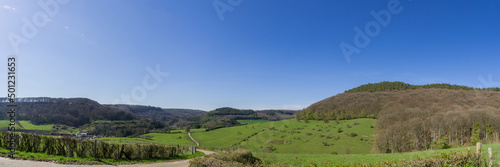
[1,0,499,111]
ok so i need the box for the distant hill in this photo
[106,104,205,121]
[0,97,205,127]
[177,107,297,130]
[296,81,500,153]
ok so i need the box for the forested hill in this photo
[298,82,500,121]
[344,81,500,93]
[0,97,206,127]
[106,104,205,121]
[0,97,137,127]
[296,82,500,153]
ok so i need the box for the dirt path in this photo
[0,150,215,167]
[188,133,199,146]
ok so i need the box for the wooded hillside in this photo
[297,82,500,153]
[0,98,205,128]
[0,98,137,127]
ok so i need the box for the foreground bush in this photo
[189,149,262,167]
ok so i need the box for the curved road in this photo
[0,134,213,167]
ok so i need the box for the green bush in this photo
[189,149,262,167]
[432,137,451,149]
[347,132,357,137]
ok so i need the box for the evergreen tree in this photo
[471,122,481,144]
[385,140,391,153]
[486,122,493,140]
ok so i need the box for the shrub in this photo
[337,127,343,133]
[432,137,451,149]
[189,149,262,167]
[266,145,276,152]
[347,132,358,137]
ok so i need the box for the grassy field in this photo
[256,143,500,166]
[192,119,376,155]
[237,119,270,124]
[98,119,376,155]
[171,128,206,133]
[191,121,275,148]
[86,118,500,166]
[99,130,203,146]
[100,133,195,146]
[0,120,52,131]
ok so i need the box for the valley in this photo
[2,82,500,166]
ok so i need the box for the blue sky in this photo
[1,0,499,111]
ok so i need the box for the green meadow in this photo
[99,132,196,146]
[0,120,52,131]
[256,143,500,166]
[95,118,500,166]
[237,119,270,124]
[192,119,376,155]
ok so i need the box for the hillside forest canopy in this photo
[297,81,500,153]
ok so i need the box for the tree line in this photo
[344,81,500,93]
[79,119,167,137]
[377,108,500,153]
[207,107,256,116]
